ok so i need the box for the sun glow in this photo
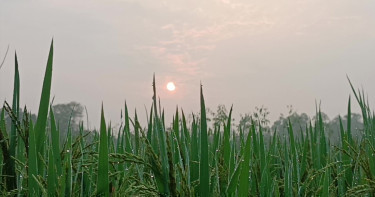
[167,82,176,91]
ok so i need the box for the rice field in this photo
[1,41,375,196]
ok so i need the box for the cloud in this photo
[135,0,278,77]
[133,0,372,81]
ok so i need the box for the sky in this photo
[1,0,375,129]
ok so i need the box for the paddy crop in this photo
[1,41,375,196]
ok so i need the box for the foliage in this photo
[271,107,310,138]
[52,102,84,131]
[238,105,270,132]
[212,104,229,128]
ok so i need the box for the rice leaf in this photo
[34,40,54,174]
[97,105,109,197]
[199,84,209,196]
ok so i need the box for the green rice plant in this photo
[97,105,109,196]
[34,40,54,176]
[8,52,19,191]
[152,75,170,196]
[199,84,209,196]
[47,148,57,196]
[28,117,39,195]
[238,123,252,196]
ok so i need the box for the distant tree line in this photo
[205,104,363,144]
[1,101,86,144]
[2,102,363,145]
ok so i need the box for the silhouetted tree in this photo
[271,106,310,139]
[52,101,84,140]
[327,113,363,143]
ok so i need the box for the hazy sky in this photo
[1,0,375,128]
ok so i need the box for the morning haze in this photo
[1,0,375,128]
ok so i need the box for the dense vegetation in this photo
[1,41,375,196]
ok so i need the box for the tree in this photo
[271,106,310,138]
[327,113,363,143]
[52,101,84,138]
[237,105,270,132]
[312,112,330,125]
[187,107,214,126]
[238,113,252,132]
[252,105,270,128]
[212,104,229,128]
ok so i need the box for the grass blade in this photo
[28,122,39,195]
[47,148,57,196]
[34,40,54,174]
[8,52,20,191]
[238,125,252,196]
[97,105,109,197]
[199,84,209,196]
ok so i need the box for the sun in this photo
[167,82,176,91]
